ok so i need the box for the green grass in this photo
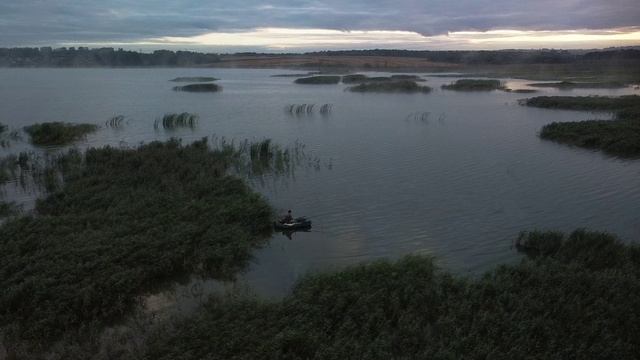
[23,122,98,146]
[294,76,341,84]
[173,83,221,92]
[170,77,218,82]
[0,139,273,350]
[528,80,626,89]
[145,229,640,359]
[441,79,505,91]
[347,80,432,93]
[522,95,640,157]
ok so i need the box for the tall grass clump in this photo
[442,79,505,91]
[294,76,341,85]
[0,138,273,352]
[145,229,640,359]
[105,115,125,128]
[0,122,6,134]
[155,112,198,129]
[348,80,431,93]
[23,122,98,146]
[285,103,333,116]
[173,83,221,92]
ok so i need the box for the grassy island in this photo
[442,79,505,91]
[24,122,98,146]
[0,139,273,351]
[173,83,221,92]
[528,81,626,89]
[348,80,432,93]
[170,77,218,82]
[145,229,640,359]
[294,76,341,84]
[523,95,640,157]
[341,74,369,83]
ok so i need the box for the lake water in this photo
[1,68,639,310]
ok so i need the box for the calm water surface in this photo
[1,68,639,310]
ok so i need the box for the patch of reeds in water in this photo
[173,83,221,92]
[441,79,505,91]
[285,104,333,116]
[23,122,98,146]
[105,115,125,128]
[154,113,198,130]
[348,80,432,93]
[294,76,341,85]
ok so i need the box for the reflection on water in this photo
[1,68,640,313]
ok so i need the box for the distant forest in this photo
[1,46,639,67]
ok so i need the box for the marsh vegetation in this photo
[294,76,341,84]
[144,230,640,359]
[527,81,626,89]
[154,113,198,130]
[285,103,333,116]
[523,95,640,157]
[172,83,221,92]
[0,139,274,353]
[23,122,98,146]
[441,79,505,91]
[348,80,431,93]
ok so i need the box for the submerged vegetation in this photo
[154,112,198,129]
[173,83,221,92]
[523,95,640,157]
[23,122,98,146]
[145,229,640,359]
[170,76,218,82]
[294,76,341,84]
[441,79,505,91]
[0,139,273,351]
[348,80,431,93]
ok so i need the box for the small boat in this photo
[274,216,312,230]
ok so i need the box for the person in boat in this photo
[281,210,294,224]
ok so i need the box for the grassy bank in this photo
[441,79,505,91]
[24,122,98,146]
[0,122,6,134]
[173,83,221,92]
[294,76,341,84]
[145,229,640,359]
[523,95,640,111]
[348,80,432,93]
[0,139,273,351]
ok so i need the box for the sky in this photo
[1,1,640,52]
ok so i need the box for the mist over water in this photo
[1,68,639,305]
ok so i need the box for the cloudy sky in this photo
[1,1,639,51]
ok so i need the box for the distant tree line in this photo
[0,47,221,67]
[1,46,639,67]
[307,49,640,65]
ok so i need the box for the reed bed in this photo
[23,122,98,146]
[0,139,274,353]
[145,229,640,359]
[173,83,221,92]
[348,80,432,93]
[285,103,333,116]
[0,122,6,134]
[294,76,341,85]
[441,79,505,91]
[154,112,198,130]
[527,81,625,89]
[105,115,125,128]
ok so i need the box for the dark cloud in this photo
[0,0,638,47]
